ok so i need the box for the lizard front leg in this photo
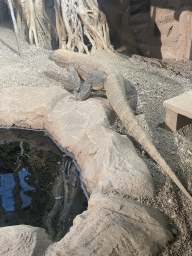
[67,66,81,93]
[73,71,107,101]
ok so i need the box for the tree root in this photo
[14,0,112,52]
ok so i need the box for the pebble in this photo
[165,186,171,194]
[171,212,177,219]
[168,198,173,204]
[171,228,177,235]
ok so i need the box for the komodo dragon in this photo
[48,49,192,202]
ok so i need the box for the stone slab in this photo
[164,91,192,118]
[163,91,192,131]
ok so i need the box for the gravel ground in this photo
[1,22,192,255]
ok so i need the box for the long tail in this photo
[106,73,192,202]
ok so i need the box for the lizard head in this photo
[48,50,72,68]
[49,50,72,62]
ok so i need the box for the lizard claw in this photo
[68,96,78,101]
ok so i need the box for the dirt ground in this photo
[114,53,192,256]
[0,22,192,255]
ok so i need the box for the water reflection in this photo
[0,172,15,211]
[0,128,88,241]
[19,168,35,209]
[0,167,35,212]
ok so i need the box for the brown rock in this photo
[45,193,173,256]
[151,4,192,60]
[0,85,172,256]
[0,86,67,129]
[0,86,155,198]
[46,96,155,198]
[0,225,52,256]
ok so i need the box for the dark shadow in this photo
[97,0,162,58]
[97,0,192,60]
[124,78,138,113]
[0,0,11,24]
[0,20,13,29]
[0,39,18,54]
[158,122,173,132]
[159,116,192,132]
[176,114,192,130]
[152,0,192,22]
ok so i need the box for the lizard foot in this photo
[68,96,78,101]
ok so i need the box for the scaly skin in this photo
[49,49,192,202]
[75,71,107,100]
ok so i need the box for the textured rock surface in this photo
[44,193,173,256]
[0,86,155,198]
[46,96,155,198]
[0,225,52,256]
[0,85,173,255]
[151,3,192,60]
[0,86,67,128]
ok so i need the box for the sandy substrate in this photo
[0,22,192,255]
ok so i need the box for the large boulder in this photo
[0,85,155,198]
[0,86,67,129]
[46,95,155,198]
[0,225,52,256]
[0,85,172,255]
[44,193,173,256]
